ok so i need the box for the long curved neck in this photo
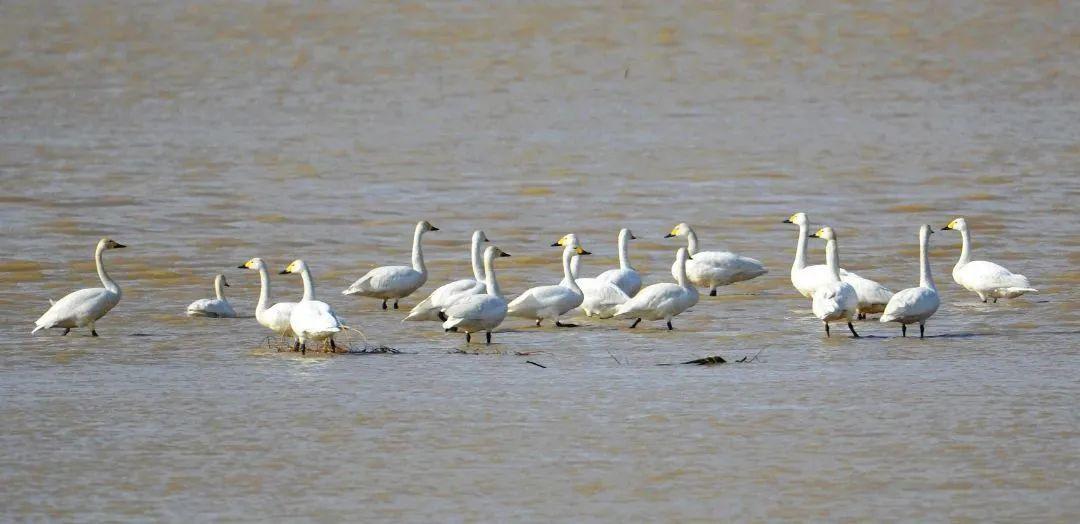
[561,248,581,293]
[484,253,502,298]
[570,254,581,279]
[214,276,226,300]
[299,267,315,301]
[255,266,271,314]
[920,235,935,290]
[618,231,632,270]
[686,229,700,256]
[675,253,690,287]
[470,235,485,281]
[411,226,426,274]
[95,244,120,295]
[824,239,841,281]
[793,222,808,271]
[957,228,972,267]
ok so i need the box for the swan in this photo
[665,222,767,295]
[507,239,590,327]
[443,246,512,343]
[565,249,630,318]
[186,274,237,318]
[281,260,343,354]
[238,258,296,340]
[784,213,893,318]
[614,247,699,330]
[33,238,126,336]
[941,217,1036,303]
[592,228,642,296]
[404,229,489,322]
[881,225,941,338]
[342,220,439,309]
[807,227,860,338]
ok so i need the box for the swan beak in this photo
[224,282,230,287]
[484,238,490,242]
[579,249,592,255]
[782,219,793,224]
[687,254,694,260]
[430,226,440,231]
[663,233,675,238]
[630,235,638,240]
[114,243,126,249]
[500,252,511,258]
[237,264,247,269]
[550,242,561,247]
[278,270,289,275]
[808,233,819,238]
[941,225,952,230]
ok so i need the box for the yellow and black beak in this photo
[278,269,289,275]
[782,218,793,224]
[808,232,820,238]
[579,249,592,255]
[663,233,675,238]
[550,241,561,247]
[237,264,247,269]
[941,225,952,231]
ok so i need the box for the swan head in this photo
[941,217,967,232]
[573,246,592,256]
[216,274,230,287]
[485,246,511,259]
[279,259,307,275]
[921,224,935,240]
[99,238,126,250]
[664,223,692,238]
[551,233,580,248]
[783,213,807,225]
[238,257,266,270]
[473,230,490,243]
[809,226,836,241]
[418,220,439,233]
[620,228,637,240]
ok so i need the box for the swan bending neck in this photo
[95,243,120,295]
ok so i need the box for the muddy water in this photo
[1,1,1078,521]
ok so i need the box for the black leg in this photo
[91,329,99,337]
[824,322,830,337]
[629,318,641,329]
[902,324,906,337]
[667,320,673,330]
[438,312,448,321]
[535,319,541,327]
[330,338,337,351]
[300,343,306,355]
[848,322,859,338]
[465,332,471,343]
[62,328,70,336]
[294,340,300,352]
[993,298,998,303]
[919,323,925,339]
[382,299,387,310]
[393,300,399,309]
[709,288,717,297]
[486,331,492,344]
[981,298,987,303]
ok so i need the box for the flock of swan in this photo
[31,216,1036,350]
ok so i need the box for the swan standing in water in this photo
[342,220,438,309]
[507,238,590,327]
[564,239,630,319]
[592,228,642,296]
[33,238,126,336]
[239,258,296,341]
[614,247,699,330]
[665,222,767,295]
[808,227,860,338]
[784,213,893,318]
[881,225,941,338]
[282,260,343,354]
[186,274,237,318]
[941,217,1036,303]
[405,229,489,322]
[443,246,512,344]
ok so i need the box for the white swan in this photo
[186,274,237,318]
[784,213,893,318]
[404,229,489,322]
[808,227,860,338]
[614,247,699,330]
[33,238,126,336]
[239,258,296,340]
[282,260,343,354]
[942,217,1036,303]
[665,222,767,295]
[565,249,630,319]
[443,246,512,344]
[881,225,941,338]
[342,220,438,309]
[593,228,642,296]
[507,239,590,327]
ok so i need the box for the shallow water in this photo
[2,1,1079,521]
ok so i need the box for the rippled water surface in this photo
[2,1,1079,521]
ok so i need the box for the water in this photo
[2,1,1079,520]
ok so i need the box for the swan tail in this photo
[1008,287,1037,293]
[341,276,371,296]
[442,317,464,331]
[31,324,45,335]
[403,298,439,322]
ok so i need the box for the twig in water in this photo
[526,360,546,368]
[681,355,727,366]
[606,347,622,365]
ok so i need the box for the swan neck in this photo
[675,252,690,287]
[562,248,581,292]
[484,253,502,298]
[256,266,271,314]
[686,229,700,256]
[411,225,426,274]
[793,222,808,271]
[618,231,631,270]
[214,276,226,300]
[470,234,485,282]
[825,239,841,281]
[95,243,120,295]
[957,228,972,267]
[300,267,315,301]
[920,234,935,290]
[570,254,581,279]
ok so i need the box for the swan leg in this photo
[300,342,306,355]
[666,320,673,331]
[329,338,337,352]
[393,300,399,310]
[629,318,641,329]
[486,331,492,345]
[901,324,907,337]
[848,322,860,338]
[293,340,300,352]
[993,298,998,303]
[919,323,925,339]
[824,322,830,337]
[438,312,448,321]
[62,328,70,336]
[465,332,471,343]
[381,299,387,310]
[91,329,99,337]
[709,288,717,297]
[535,319,542,327]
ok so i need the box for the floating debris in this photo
[526,360,547,368]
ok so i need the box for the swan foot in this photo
[709,289,717,297]
[666,321,673,331]
[91,329,99,337]
[381,300,388,310]
[901,324,907,337]
[486,332,492,345]
[629,318,641,329]
[62,328,70,336]
[824,322,831,337]
[919,323,925,339]
[848,322,860,338]
[465,332,471,343]
[555,321,578,328]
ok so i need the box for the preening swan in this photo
[405,229,489,322]
[564,242,629,319]
[33,238,126,336]
[807,227,860,338]
[186,274,237,318]
[593,228,642,296]
[665,223,767,295]
[942,217,1036,303]
[784,213,893,318]
[282,260,343,354]
[881,225,941,338]
[507,237,590,327]
[443,246,512,344]
[614,247,699,330]
[239,258,296,339]
[342,220,439,309]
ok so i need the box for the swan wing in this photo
[35,288,116,329]
[596,268,642,296]
[961,260,1033,291]
[343,266,422,295]
[507,285,581,317]
[261,302,296,335]
[841,272,894,309]
[881,287,939,323]
[677,251,767,285]
[614,283,681,318]
[792,264,834,297]
[578,278,630,317]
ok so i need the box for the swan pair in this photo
[32,238,126,336]
[342,220,438,310]
[507,235,591,327]
[785,213,893,318]
[237,257,342,353]
[665,223,767,295]
[405,230,489,322]
[186,275,237,318]
[614,247,699,330]
[941,217,1036,303]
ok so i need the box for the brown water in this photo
[2,1,1079,520]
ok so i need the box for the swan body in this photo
[342,220,438,309]
[186,274,237,318]
[508,239,590,326]
[614,247,699,330]
[881,225,941,338]
[592,228,642,296]
[282,260,343,353]
[807,227,859,337]
[405,230,488,321]
[239,258,296,338]
[784,213,893,317]
[564,237,630,318]
[665,223,766,295]
[942,217,1036,303]
[32,238,125,336]
[443,246,512,343]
